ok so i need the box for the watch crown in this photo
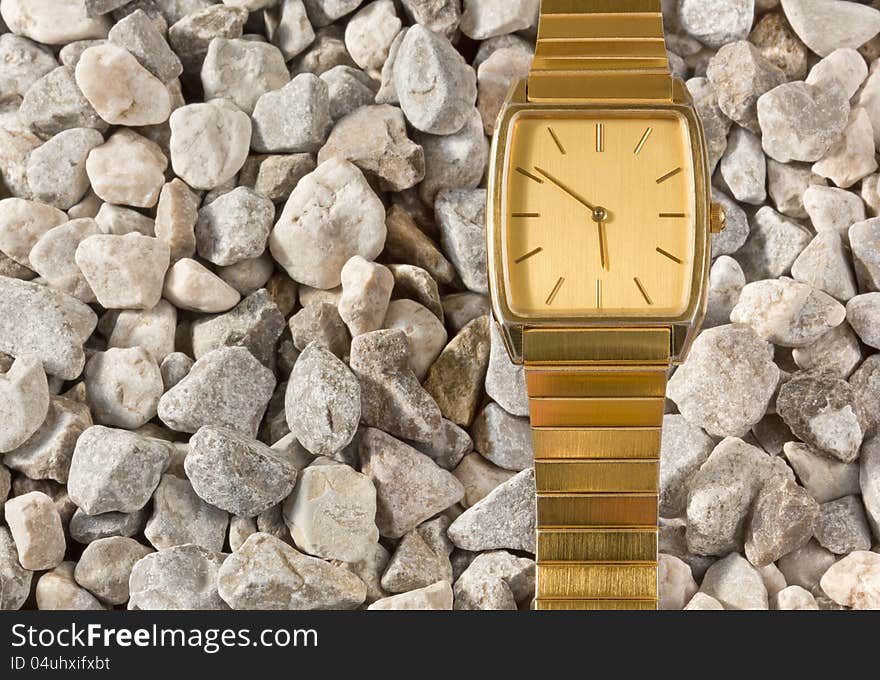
[710,202,727,234]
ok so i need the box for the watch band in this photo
[528,0,672,103]
[525,328,670,610]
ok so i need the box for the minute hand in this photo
[534,167,595,211]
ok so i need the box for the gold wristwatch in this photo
[487,0,725,610]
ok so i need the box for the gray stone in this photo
[813,107,878,189]
[719,126,767,205]
[791,231,858,302]
[159,346,275,436]
[687,78,731,173]
[805,186,866,240]
[777,370,866,463]
[453,550,534,611]
[245,154,317,205]
[0,34,57,99]
[186,426,298,517]
[452,453,515,509]
[191,289,285,369]
[388,264,443,320]
[380,516,452,593]
[286,344,360,458]
[705,256,746,329]
[684,592,724,610]
[0,198,69,269]
[679,0,754,48]
[95,202,155,237]
[0,357,50,454]
[27,128,104,210]
[30,218,100,302]
[84,347,162,429]
[69,508,146,545]
[744,477,818,567]
[265,0,316,61]
[686,437,793,556]
[167,4,247,73]
[737,207,812,282]
[660,414,715,519]
[847,293,880,349]
[851,355,880,434]
[108,299,177,364]
[195,187,275,267]
[861,434,880,541]
[850,218,880,291]
[448,468,535,554]
[0,277,97,380]
[0,526,32,610]
[368,580,452,610]
[19,67,108,139]
[67,426,171,514]
[814,495,872,554]
[435,189,488,294]
[777,538,838,592]
[218,532,366,610]
[36,562,104,610]
[252,74,332,154]
[109,9,182,82]
[350,330,442,443]
[128,544,228,610]
[344,0,401,77]
[658,554,699,611]
[321,65,378,122]
[471,402,533,472]
[710,191,749,258]
[476,46,532,136]
[485,320,529,418]
[772,584,819,610]
[781,0,880,57]
[289,301,350,359]
[145,474,228,552]
[410,418,473,471]
[359,428,463,538]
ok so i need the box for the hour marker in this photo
[656,167,682,184]
[548,127,566,155]
[596,279,602,308]
[511,212,540,218]
[634,277,653,305]
[634,127,653,155]
[596,123,604,152]
[516,167,544,184]
[515,247,543,264]
[546,277,565,305]
[659,212,686,218]
[656,247,683,264]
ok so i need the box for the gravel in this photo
[0,0,879,612]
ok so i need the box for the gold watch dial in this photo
[503,111,697,318]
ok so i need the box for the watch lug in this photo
[493,318,524,366]
[672,78,693,106]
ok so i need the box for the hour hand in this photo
[533,167,595,211]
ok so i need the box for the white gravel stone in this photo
[95,203,155,237]
[369,580,452,610]
[84,347,162,429]
[850,218,880,291]
[476,45,532,136]
[108,9,182,82]
[485,321,529,418]
[860,434,880,539]
[0,198,70,269]
[460,0,537,41]
[265,0,316,60]
[343,0,401,77]
[76,232,170,309]
[705,256,746,328]
[687,77,731,174]
[820,550,880,609]
[792,322,863,378]
[19,65,109,139]
[359,428,463,538]
[75,44,171,126]
[394,25,477,135]
[169,100,251,190]
[453,452,514,509]
[772,584,819,610]
[86,129,167,208]
[4,491,65,571]
[1,0,111,45]
[30,218,100,302]
[0,357,50,454]
[804,185,867,240]
[471,402,533,472]
[730,278,846,347]
[668,324,779,438]
[269,158,386,289]
[813,108,878,189]
[74,536,151,606]
[282,462,378,562]
[0,34,57,99]
[846,293,880,349]
[658,554,699,611]
[36,562,104,610]
[737,206,812,281]
[67,425,171,514]
[218,532,366,610]
[679,0,754,48]
[660,414,715,519]
[757,81,851,164]
[806,48,868,99]
[195,187,274,267]
[684,592,724,610]
[745,476,818,567]
[201,38,289,116]
[700,552,769,610]
[435,189,488,294]
[768,159,827,220]
[27,128,104,210]
[0,526,32,610]
[108,300,177,363]
[781,0,880,57]
[128,544,228,610]
[784,441,860,504]
[145,474,228,552]
[163,258,241,313]
[0,277,98,380]
[453,549,534,610]
[791,231,858,302]
[814,495,872,554]
[384,299,447,381]
[339,256,394,337]
[720,127,767,205]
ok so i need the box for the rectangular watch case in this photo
[487,79,712,365]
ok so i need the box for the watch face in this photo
[502,110,697,318]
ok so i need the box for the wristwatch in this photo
[487,0,726,610]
